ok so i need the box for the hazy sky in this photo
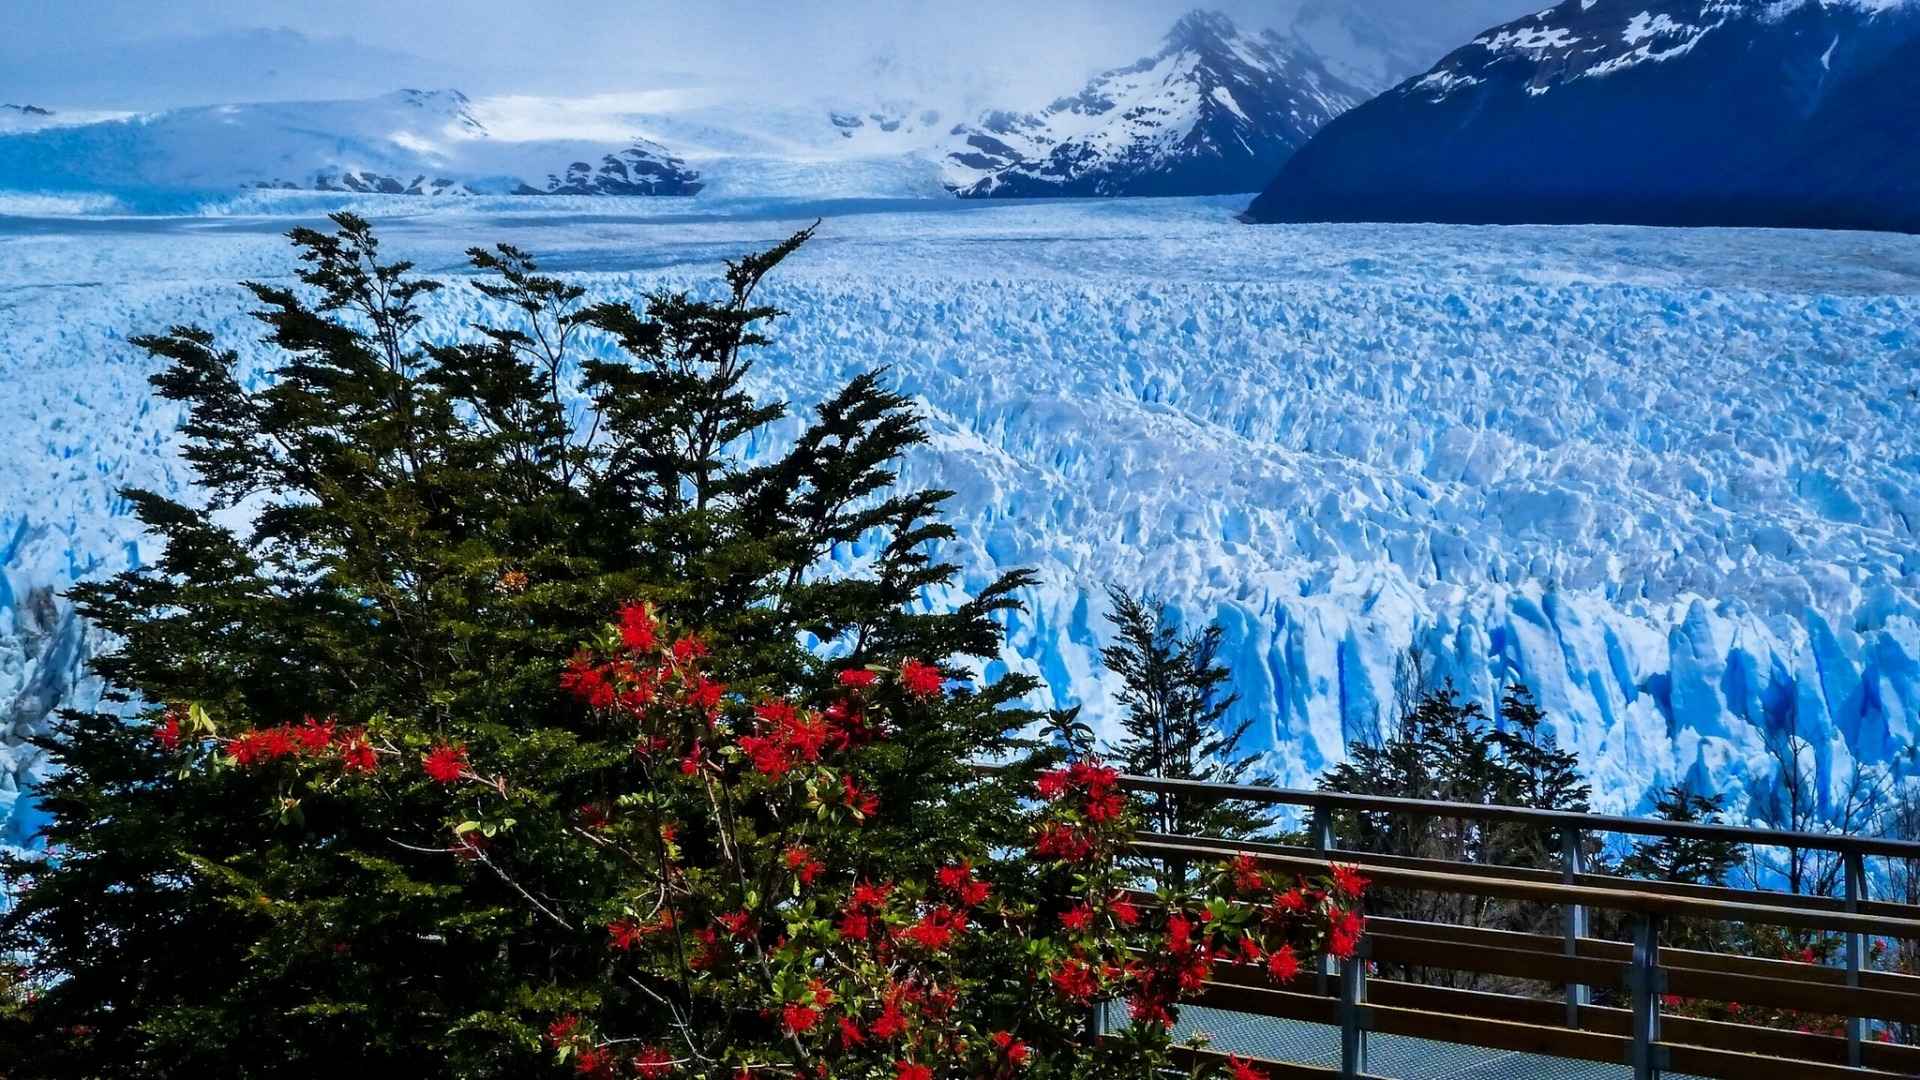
[3,0,1544,108]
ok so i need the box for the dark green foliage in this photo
[1619,784,1744,952]
[1487,683,1592,870]
[0,214,1040,1078]
[1100,586,1271,887]
[1319,678,1597,977]
[1620,785,1743,887]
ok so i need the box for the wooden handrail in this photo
[1127,836,1920,939]
[1142,831,1920,923]
[1109,772,1920,862]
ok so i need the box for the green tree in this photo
[1620,785,1743,887]
[1488,683,1592,871]
[1099,586,1271,888]
[1618,784,1753,965]
[0,214,1042,1078]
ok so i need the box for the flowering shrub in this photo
[139,600,1367,1077]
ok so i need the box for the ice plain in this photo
[3,191,1919,848]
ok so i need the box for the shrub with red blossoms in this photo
[338,603,1359,1079]
[81,600,1366,1080]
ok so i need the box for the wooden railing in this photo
[1108,773,1920,1080]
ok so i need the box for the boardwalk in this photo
[1166,1007,1711,1080]
[1113,773,1920,1080]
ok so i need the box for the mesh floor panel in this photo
[1134,1005,1712,1080]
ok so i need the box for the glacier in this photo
[3,193,1919,851]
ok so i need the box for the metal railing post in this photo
[1563,825,1590,1029]
[1339,943,1369,1079]
[1313,805,1338,994]
[1845,849,1867,1067]
[1630,912,1664,1080]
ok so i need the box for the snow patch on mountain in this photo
[0,89,703,201]
[947,11,1366,198]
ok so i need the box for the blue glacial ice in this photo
[2,193,1918,850]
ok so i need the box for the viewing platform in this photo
[1113,774,1920,1080]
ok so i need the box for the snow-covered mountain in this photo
[0,89,702,198]
[947,11,1367,198]
[1246,0,1920,232]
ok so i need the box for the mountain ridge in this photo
[1246,0,1920,232]
[946,9,1367,198]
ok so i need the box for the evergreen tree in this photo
[0,215,1042,1078]
[1620,785,1742,887]
[1321,679,1600,965]
[1488,683,1592,870]
[1100,587,1270,886]
[1619,784,1744,952]
[1321,681,1505,860]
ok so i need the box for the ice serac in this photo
[1245,0,1920,233]
[947,10,1366,198]
[0,529,108,851]
[0,89,702,198]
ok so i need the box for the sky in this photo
[2,0,1545,110]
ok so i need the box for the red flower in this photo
[1228,1056,1268,1080]
[337,728,377,774]
[1035,770,1069,800]
[634,1045,674,1078]
[153,711,183,751]
[228,726,297,766]
[1231,854,1264,893]
[840,774,880,817]
[546,1013,581,1046]
[573,1046,615,1079]
[1266,943,1300,983]
[870,999,906,1039]
[619,601,659,653]
[294,716,336,754]
[1109,895,1141,926]
[1060,904,1094,932]
[991,1030,1031,1065]
[896,1062,932,1080]
[837,911,871,941]
[936,862,990,905]
[1033,822,1094,863]
[1328,908,1366,959]
[901,905,966,952]
[1330,863,1370,899]
[716,909,753,937]
[560,650,615,709]
[1166,913,1196,956]
[671,635,708,664]
[687,675,726,712]
[899,658,944,698]
[421,742,468,784]
[838,667,878,689]
[1052,959,1097,1001]
[838,1016,866,1046]
[1084,790,1127,823]
[608,917,651,951]
[783,846,825,885]
[781,1002,820,1034]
